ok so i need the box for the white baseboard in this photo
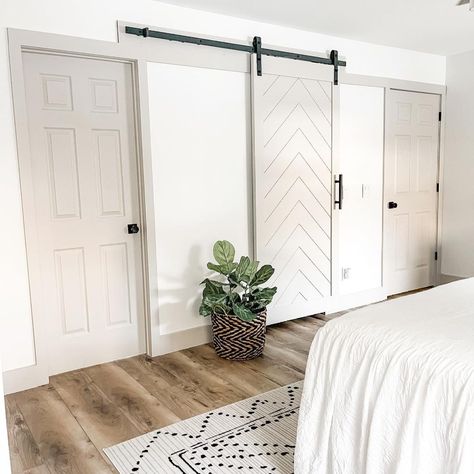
[150,323,212,357]
[3,364,48,395]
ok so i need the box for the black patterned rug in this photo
[104,381,302,473]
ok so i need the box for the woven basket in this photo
[211,310,267,360]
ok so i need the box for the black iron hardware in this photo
[335,174,343,210]
[128,223,140,234]
[388,201,398,209]
[330,50,339,85]
[253,36,262,76]
[125,26,346,82]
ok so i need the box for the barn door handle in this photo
[388,201,398,209]
[334,174,343,210]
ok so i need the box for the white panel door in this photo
[252,57,334,324]
[384,89,440,295]
[23,52,145,375]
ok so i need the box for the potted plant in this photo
[199,240,277,360]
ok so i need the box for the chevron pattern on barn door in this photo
[257,74,332,309]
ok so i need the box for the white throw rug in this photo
[104,381,302,473]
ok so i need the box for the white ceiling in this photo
[157,0,474,55]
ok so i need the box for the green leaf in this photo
[207,262,229,276]
[232,303,257,322]
[200,278,226,286]
[204,293,228,305]
[244,260,259,282]
[213,304,231,315]
[234,256,251,282]
[213,240,235,266]
[252,287,277,307]
[228,292,241,304]
[199,303,212,317]
[250,264,275,286]
[201,279,225,298]
[234,257,259,284]
[203,294,231,315]
[207,261,238,276]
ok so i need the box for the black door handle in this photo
[388,201,398,209]
[128,223,140,234]
[334,174,343,210]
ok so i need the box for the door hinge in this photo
[436,182,440,193]
[438,111,442,122]
[435,251,438,261]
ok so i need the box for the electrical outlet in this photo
[342,267,351,280]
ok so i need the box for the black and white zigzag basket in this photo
[211,310,267,360]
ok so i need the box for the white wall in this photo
[338,84,384,295]
[1,0,446,372]
[441,50,474,277]
[147,63,250,335]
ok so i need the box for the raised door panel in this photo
[54,248,90,335]
[394,135,411,194]
[45,128,82,219]
[394,214,410,271]
[92,129,126,217]
[416,137,436,193]
[41,74,73,111]
[413,211,431,268]
[89,78,119,113]
[100,243,132,326]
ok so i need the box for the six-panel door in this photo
[23,52,145,375]
[384,89,440,294]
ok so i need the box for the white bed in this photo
[295,278,474,474]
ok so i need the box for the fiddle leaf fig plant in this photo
[199,240,277,321]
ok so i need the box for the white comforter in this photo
[295,279,474,474]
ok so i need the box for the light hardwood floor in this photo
[5,314,337,474]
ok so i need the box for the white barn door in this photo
[252,57,335,324]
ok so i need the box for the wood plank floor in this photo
[5,315,338,474]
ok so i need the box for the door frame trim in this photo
[5,32,155,393]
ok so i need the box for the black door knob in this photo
[388,201,398,209]
[127,223,140,234]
